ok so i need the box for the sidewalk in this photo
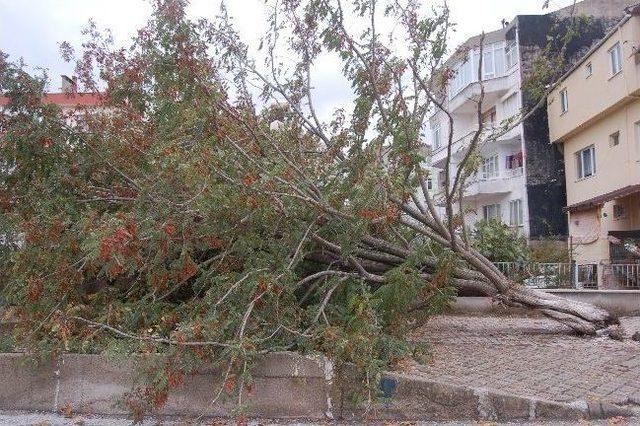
[406,314,640,407]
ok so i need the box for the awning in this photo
[564,184,640,213]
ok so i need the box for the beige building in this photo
[548,6,640,288]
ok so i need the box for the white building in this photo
[426,0,634,240]
[428,27,529,235]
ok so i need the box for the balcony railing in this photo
[504,167,524,178]
[461,167,523,199]
[475,167,523,182]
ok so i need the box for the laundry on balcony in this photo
[505,152,523,169]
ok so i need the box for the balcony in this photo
[448,70,519,115]
[462,167,524,201]
[431,132,522,169]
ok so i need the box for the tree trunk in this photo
[306,231,617,335]
[457,248,617,334]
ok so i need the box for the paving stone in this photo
[404,314,640,408]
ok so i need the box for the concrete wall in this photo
[555,0,637,19]
[517,12,617,239]
[0,352,333,420]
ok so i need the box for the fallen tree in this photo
[0,0,617,419]
[206,0,616,334]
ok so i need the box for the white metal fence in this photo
[494,262,573,289]
[610,264,640,289]
[495,262,640,289]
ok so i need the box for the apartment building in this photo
[548,6,640,288]
[427,0,635,241]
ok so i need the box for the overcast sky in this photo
[0,0,576,117]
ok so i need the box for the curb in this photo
[372,373,635,422]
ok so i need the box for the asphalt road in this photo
[0,410,634,426]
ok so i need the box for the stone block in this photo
[486,392,532,421]
[0,353,57,411]
[252,352,326,378]
[535,399,587,420]
[57,354,135,415]
[370,374,479,421]
[587,400,634,419]
[164,373,328,419]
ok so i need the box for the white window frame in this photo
[505,40,518,70]
[482,42,505,80]
[585,62,593,78]
[481,154,500,180]
[609,131,620,147]
[483,204,502,221]
[560,89,569,114]
[509,199,523,227]
[449,42,506,99]
[609,43,622,76]
[431,121,442,149]
[483,49,495,79]
[576,145,596,179]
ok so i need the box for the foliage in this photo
[531,239,570,263]
[472,220,531,263]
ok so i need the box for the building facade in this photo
[0,75,101,112]
[427,0,635,241]
[548,7,640,288]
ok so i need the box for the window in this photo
[483,50,495,79]
[505,40,518,70]
[509,199,523,227]
[482,42,505,80]
[576,145,596,179]
[609,43,622,76]
[449,42,506,98]
[427,178,433,191]
[481,154,500,179]
[431,120,442,149]
[610,131,620,147]
[585,62,593,78]
[613,204,627,220]
[450,58,474,98]
[482,108,497,130]
[438,170,447,188]
[560,89,569,114]
[483,204,502,221]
